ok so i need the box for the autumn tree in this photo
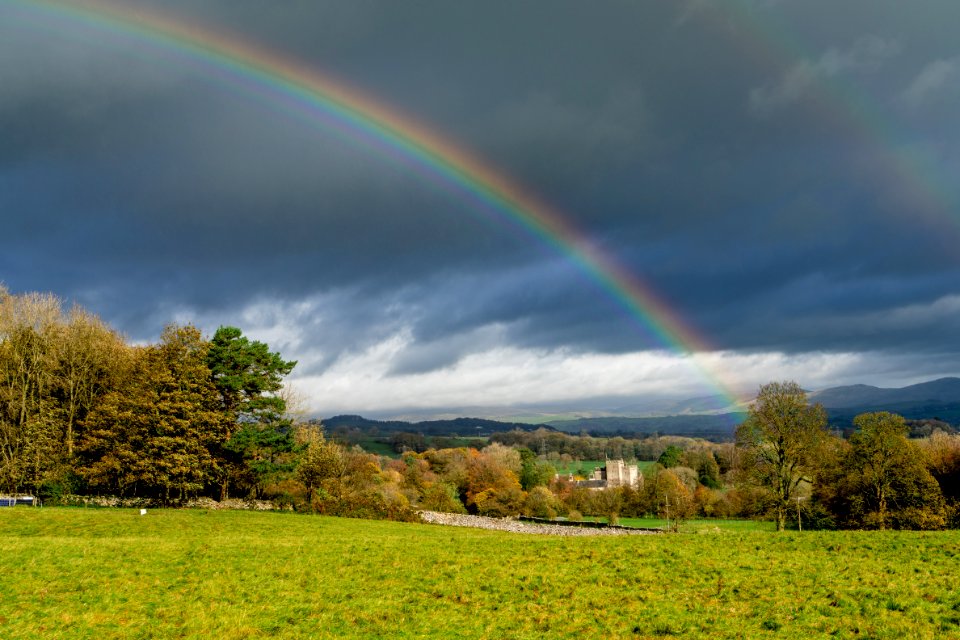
[0,290,63,494]
[920,430,960,507]
[849,412,912,529]
[296,425,345,493]
[417,447,474,509]
[419,481,466,514]
[590,487,625,524]
[465,445,524,516]
[821,412,947,530]
[517,447,554,490]
[735,381,829,531]
[80,325,227,502]
[645,468,694,527]
[51,307,128,458]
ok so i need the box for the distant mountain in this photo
[804,377,960,428]
[322,414,555,436]
[612,394,742,416]
[320,378,959,442]
[353,395,749,423]
[825,402,960,429]
[547,413,748,440]
[810,377,960,408]
[545,379,960,439]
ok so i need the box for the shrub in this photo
[588,488,623,520]
[262,478,310,511]
[36,472,82,505]
[420,482,466,514]
[657,445,683,468]
[523,486,561,519]
[472,486,525,517]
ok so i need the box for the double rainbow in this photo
[9,0,749,407]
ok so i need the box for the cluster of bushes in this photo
[282,420,960,531]
[263,436,745,525]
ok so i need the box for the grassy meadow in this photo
[352,437,398,458]
[2,508,959,639]
[597,516,776,533]
[552,460,658,477]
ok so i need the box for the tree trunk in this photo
[878,487,887,531]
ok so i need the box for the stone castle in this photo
[588,459,640,488]
[560,459,641,489]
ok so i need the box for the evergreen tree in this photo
[206,326,296,424]
[206,326,297,498]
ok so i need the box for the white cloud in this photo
[289,338,957,417]
[900,57,960,108]
[296,340,720,414]
[750,35,901,114]
[154,294,960,418]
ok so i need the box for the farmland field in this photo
[352,437,398,458]
[2,508,959,639]
[552,459,657,477]
[591,516,775,533]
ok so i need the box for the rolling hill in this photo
[809,377,960,408]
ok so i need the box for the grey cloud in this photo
[749,35,901,114]
[0,23,184,118]
[2,0,960,396]
[387,324,510,376]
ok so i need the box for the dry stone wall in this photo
[419,511,660,536]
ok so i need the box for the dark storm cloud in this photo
[2,0,959,382]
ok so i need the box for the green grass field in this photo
[590,516,775,533]
[2,508,959,639]
[352,437,398,457]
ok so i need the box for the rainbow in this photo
[7,0,750,407]
[718,1,957,232]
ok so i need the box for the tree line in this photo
[0,288,296,502]
[2,288,958,530]
[736,381,957,530]
[290,384,959,530]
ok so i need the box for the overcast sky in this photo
[3,0,959,417]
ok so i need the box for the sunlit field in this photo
[551,460,658,477]
[2,508,959,639]
[600,516,775,533]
